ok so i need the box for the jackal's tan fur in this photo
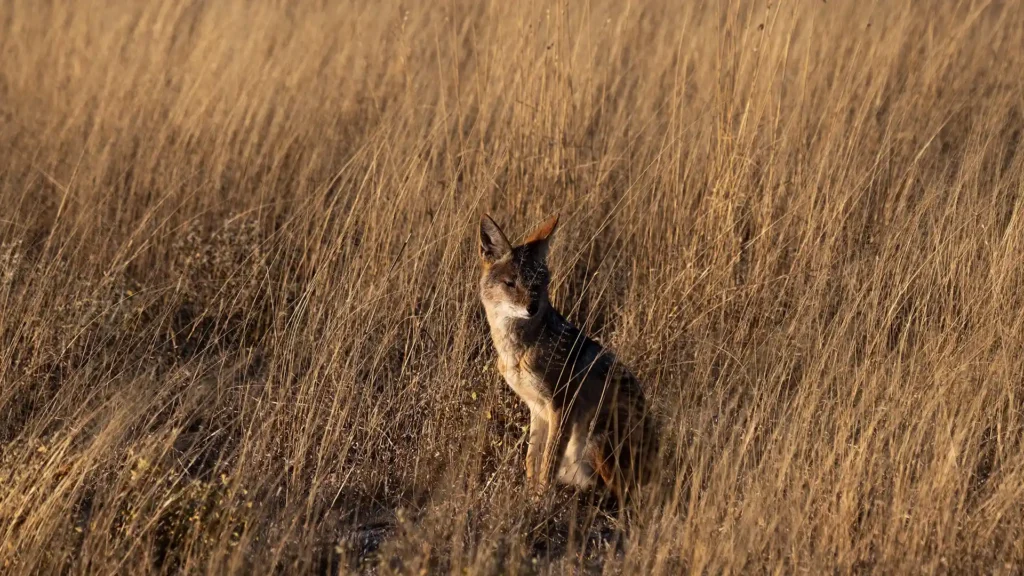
[478,214,658,499]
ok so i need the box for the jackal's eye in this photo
[503,278,515,288]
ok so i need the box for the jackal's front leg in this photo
[525,410,548,485]
[537,407,571,490]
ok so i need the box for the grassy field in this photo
[2,0,1024,573]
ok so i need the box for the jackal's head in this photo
[478,213,559,324]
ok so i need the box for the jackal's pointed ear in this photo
[480,214,512,263]
[524,214,559,260]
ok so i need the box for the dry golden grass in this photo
[2,0,1023,573]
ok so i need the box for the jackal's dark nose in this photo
[527,301,539,316]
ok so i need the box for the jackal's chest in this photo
[496,353,550,414]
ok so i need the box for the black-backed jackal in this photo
[478,214,658,501]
